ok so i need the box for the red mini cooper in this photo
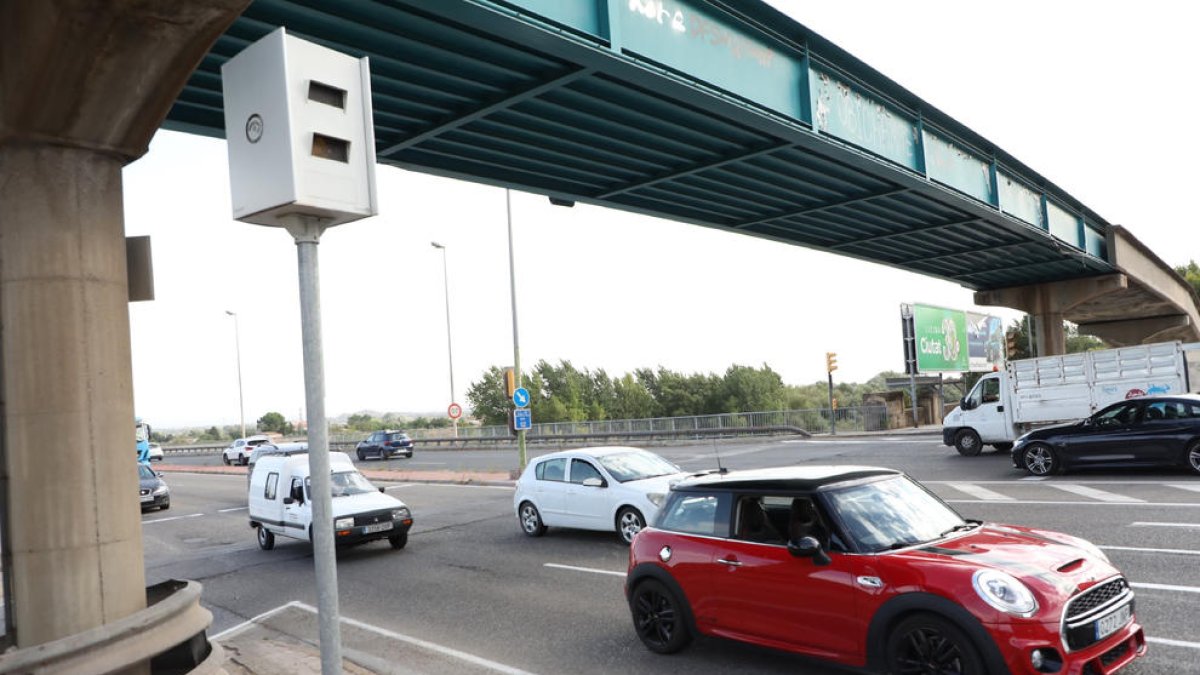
[626,466,1145,675]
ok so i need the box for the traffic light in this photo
[1005,331,1018,360]
[825,352,838,373]
[831,397,838,410]
[504,367,516,398]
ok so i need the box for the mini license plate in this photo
[362,522,393,534]
[140,494,153,503]
[1095,603,1132,641]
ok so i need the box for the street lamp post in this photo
[225,310,246,439]
[431,241,457,437]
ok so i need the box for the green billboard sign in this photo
[912,304,969,372]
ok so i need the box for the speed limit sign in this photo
[447,402,463,420]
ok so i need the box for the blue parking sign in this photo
[514,408,532,430]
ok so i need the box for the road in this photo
[145,436,1200,674]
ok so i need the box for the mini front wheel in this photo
[886,613,985,675]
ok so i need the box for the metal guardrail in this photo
[162,406,886,455]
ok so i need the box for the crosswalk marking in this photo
[1047,484,1145,503]
[1131,522,1200,529]
[944,482,1014,501]
[1167,483,1200,494]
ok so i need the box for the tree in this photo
[718,364,785,412]
[257,411,293,435]
[466,365,512,426]
[1175,260,1200,296]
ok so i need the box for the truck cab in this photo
[943,373,1012,455]
[248,452,413,551]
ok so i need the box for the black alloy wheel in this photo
[1023,443,1058,476]
[1187,440,1200,476]
[954,429,983,456]
[886,614,985,675]
[631,579,691,654]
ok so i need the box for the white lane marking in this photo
[1131,521,1200,529]
[1045,484,1144,502]
[290,602,538,675]
[1100,545,1200,556]
[944,483,1014,501]
[946,500,1200,508]
[218,506,248,513]
[408,461,448,466]
[780,439,929,445]
[384,484,415,491]
[1019,476,1049,481]
[212,600,306,640]
[1147,637,1200,650]
[1131,582,1200,594]
[411,483,513,491]
[1167,483,1200,493]
[544,563,625,578]
[141,513,204,524]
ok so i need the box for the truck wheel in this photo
[257,526,275,551]
[1023,443,1058,476]
[954,429,983,456]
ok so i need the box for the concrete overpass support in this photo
[0,0,247,665]
[974,274,1129,356]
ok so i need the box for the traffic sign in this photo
[447,402,463,420]
[512,387,530,408]
[514,408,532,430]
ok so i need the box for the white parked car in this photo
[223,434,272,466]
[513,446,689,544]
[146,443,164,462]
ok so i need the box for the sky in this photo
[123,1,1200,429]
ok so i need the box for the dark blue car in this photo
[1011,394,1200,476]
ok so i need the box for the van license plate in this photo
[1095,603,1131,641]
[363,522,393,534]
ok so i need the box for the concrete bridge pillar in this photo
[975,274,1128,357]
[0,0,248,665]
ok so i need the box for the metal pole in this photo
[284,215,342,675]
[226,310,246,439]
[431,242,457,438]
[827,372,836,436]
[506,190,527,470]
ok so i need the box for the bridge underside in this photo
[164,0,1198,350]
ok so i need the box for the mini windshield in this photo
[823,476,966,553]
[327,471,377,497]
[596,451,680,483]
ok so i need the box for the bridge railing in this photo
[162,406,887,456]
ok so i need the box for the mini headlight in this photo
[334,517,354,529]
[392,508,410,520]
[153,485,168,495]
[972,569,1038,617]
[646,492,666,507]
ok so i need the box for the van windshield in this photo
[328,471,377,497]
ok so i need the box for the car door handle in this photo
[717,557,742,567]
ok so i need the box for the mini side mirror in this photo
[155,472,164,478]
[581,477,605,488]
[787,536,832,566]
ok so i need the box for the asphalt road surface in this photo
[146,435,1200,674]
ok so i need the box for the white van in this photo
[248,452,413,551]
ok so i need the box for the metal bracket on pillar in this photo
[282,214,328,244]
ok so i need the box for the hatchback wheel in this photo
[1023,443,1058,476]
[257,526,275,551]
[617,507,646,544]
[1187,440,1200,476]
[886,613,984,675]
[519,501,546,537]
[954,429,982,456]
[631,579,691,654]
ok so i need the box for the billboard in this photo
[912,304,968,372]
[904,304,1004,373]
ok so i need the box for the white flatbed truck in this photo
[942,341,1200,455]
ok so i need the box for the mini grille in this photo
[1067,578,1127,622]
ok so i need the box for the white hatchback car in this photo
[513,446,689,544]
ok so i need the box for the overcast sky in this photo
[124,1,1200,428]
